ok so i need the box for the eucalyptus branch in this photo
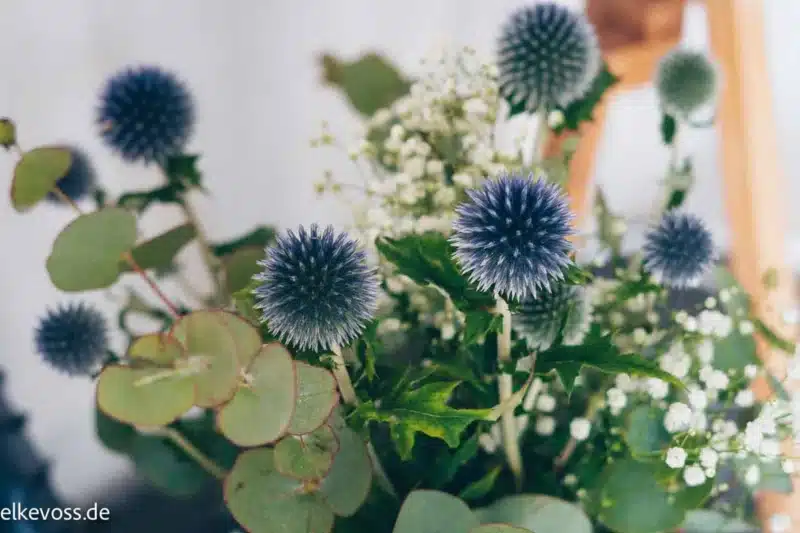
[530,112,550,164]
[495,296,524,489]
[161,426,227,480]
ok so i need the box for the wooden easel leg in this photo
[706,0,798,527]
[545,100,610,228]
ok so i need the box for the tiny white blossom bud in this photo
[570,418,591,441]
[705,297,717,308]
[782,459,796,474]
[452,173,474,188]
[633,328,648,345]
[535,416,556,436]
[377,318,403,335]
[699,448,719,470]
[739,320,754,335]
[734,389,755,408]
[683,465,707,487]
[440,323,456,341]
[536,394,556,413]
[665,403,693,433]
[666,447,687,468]
[744,364,758,379]
[744,464,761,486]
[696,339,715,364]
[562,474,578,486]
[684,317,698,332]
[547,109,565,128]
[426,159,444,175]
[647,378,669,400]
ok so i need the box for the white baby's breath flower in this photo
[535,416,556,436]
[760,438,781,459]
[688,387,708,410]
[699,448,719,470]
[536,394,556,413]
[440,322,456,341]
[433,187,456,206]
[426,159,444,175]
[744,364,759,379]
[683,465,706,487]
[696,339,715,364]
[607,388,627,415]
[377,318,403,335]
[646,378,669,400]
[405,156,426,179]
[744,464,761,486]
[452,173,474,188]
[782,459,796,474]
[665,402,693,433]
[570,418,591,441]
[735,389,755,408]
[739,320,754,335]
[666,447,687,468]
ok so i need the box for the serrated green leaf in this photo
[591,459,684,533]
[463,310,502,345]
[121,223,195,272]
[476,495,592,533]
[217,344,297,446]
[661,114,677,144]
[46,208,138,291]
[11,146,72,211]
[536,336,683,391]
[625,406,670,459]
[211,226,276,257]
[563,262,593,285]
[321,52,411,116]
[550,64,618,132]
[224,448,334,533]
[392,490,479,533]
[353,381,489,459]
[319,423,372,517]
[376,233,494,312]
[162,153,202,188]
[458,466,502,501]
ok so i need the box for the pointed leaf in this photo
[121,223,195,272]
[463,310,502,345]
[289,363,338,435]
[223,246,265,294]
[46,208,138,291]
[224,448,334,533]
[217,344,297,446]
[275,425,339,480]
[476,495,591,533]
[458,466,502,501]
[353,382,489,459]
[211,226,276,257]
[11,146,72,211]
[320,52,411,116]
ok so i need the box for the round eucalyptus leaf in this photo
[681,510,756,533]
[95,408,137,454]
[224,246,265,294]
[96,365,193,427]
[215,311,262,368]
[171,311,242,407]
[128,333,184,365]
[593,459,684,533]
[11,145,72,211]
[319,424,372,517]
[289,363,338,435]
[132,435,207,497]
[224,448,334,533]
[392,490,479,533]
[217,344,297,446]
[275,425,339,480]
[625,406,670,458]
[46,208,138,291]
[471,526,532,533]
[475,495,591,533]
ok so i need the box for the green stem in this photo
[163,427,227,480]
[496,297,524,489]
[531,112,550,164]
[180,194,227,306]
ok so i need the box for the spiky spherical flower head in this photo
[34,303,108,376]
[97,66,194,163]
[656,49,718,118]
[643,211,714,288]
[47,146,95,204]
[498,3,601,112]
[451,172,574,301]
[253,225,379,352]
[514,284,592,350]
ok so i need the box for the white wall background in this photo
[0,0,797,503]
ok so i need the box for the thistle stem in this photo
[530,112,550,164]
[495,297,524,489]
[162,427,227,480]
[179,193,227,305]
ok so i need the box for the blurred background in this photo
[0,0,797,528]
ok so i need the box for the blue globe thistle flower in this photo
[34,303,108,376]
[514,284,593,351]
[498,3,601,112]
[253,224,378,352]
[656,49,718,118]
[451,172,574,301]
[97,65,194,163]
[46,146,95,204]
[643,211,714,288]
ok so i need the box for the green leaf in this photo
[320,52,411,116]
[357,321,379,383]
[96,335,194,427]
[11,146,72,211]
[661,114,677,144]
[463,310,502,345]
[274,425,339,480]
[682,510,756,533]
[289,363,338,435]
[132,435,208,497]
[223,246,265,294]
[595,188,623,256]
[211,226,276,257]
[767,372,791,402]
[674,479,713,510]
[712,330,758,373]
[475,495,592,533]
[551,64,619,131]
[217,344,297,446]
[734,457,793,494]
[353,382,490,459]
[591,459,685,533]
[431,433,480,488]
[392,490,479,533]
[116,183,186,214]
[95,408,137,454]
[46,208,138,291]
[536,336,683,391]
[121,223,195,272]
[552,362,583,396]
[752,318,795,353]
[224,448,335,533]
[0,117,16,148]
[458,466,502,501]
[319,420,372,517]
[471,526,531,533]
[376,233,494,312]
[624,407,670,459]
[163,153,202,188]
[170,310,249,407]
[713,266,750,317]
[563,262,594,285]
